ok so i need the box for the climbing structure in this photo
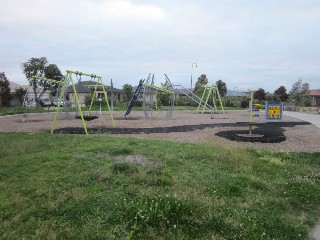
[143,74,175,119]
[124,79,145,119]
[197,83,225,115]
[174,84,215,118]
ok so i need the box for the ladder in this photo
[124,79,145,119]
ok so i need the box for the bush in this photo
[302,96,312,107]
[241,99,249,108]
[133,100,143,107]
[175,97,196,106]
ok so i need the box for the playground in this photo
[0,110,319,152]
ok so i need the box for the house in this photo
[173,88,192,99]
[8,81,50,106]
[226,89,250,97]
[308,90,320,106]
[66,81,124,106]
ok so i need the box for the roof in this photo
[308,90,320,97]
[174,88,192,95]
[9,81,33,93]
[67,80,123,93]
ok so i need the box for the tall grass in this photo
[0,132,319,239]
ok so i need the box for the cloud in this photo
[1,0,319,91]
[0,0,166,27]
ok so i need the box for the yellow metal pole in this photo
[212,87,218,112]
[100,77,115,127]
[202,85,213,114]
[197,87,207,111]
[70,73,88,135]
[51,76,67,134]
[215,83,225,114]
[249,90,254,135]
[88,80,99,115]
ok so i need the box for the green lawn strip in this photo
[0,132,319,239]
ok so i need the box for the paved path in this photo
[279,111,320,239]
[283,111,320,129]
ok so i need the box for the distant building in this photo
[66,81,124,106]
[308,90,320,106]
[226,89,250,97]
[8,81,50,106]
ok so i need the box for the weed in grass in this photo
[112,162,139,175]
[120,194,196,239]
[109,146,133,156]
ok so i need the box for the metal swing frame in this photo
[33,70,115,135]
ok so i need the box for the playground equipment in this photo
[124,74,175,119]
[266,102,283,120]
[247,90,284,135]
[248,90,262,135]
[21,92,35,122]
[197,83,225,115]
[32,70,115,135]
[124,79,145,119]
[174,84,215,118]
[143,74,175,119]
[32,76,70,119]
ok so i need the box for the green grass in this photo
[0,132,320,239]
[0,106,42,116]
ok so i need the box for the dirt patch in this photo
[113,154,153,166]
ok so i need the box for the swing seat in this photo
[75,115,99,121]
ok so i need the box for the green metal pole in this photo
[249,90,253,123]
[66,70,102,78]
[51,76,67,134]
[249,90,254,135]
[202,85,213,114]
[215,83,225,114]
[143,83,173,94]
[197,87,207,111]
[70,73,88,135]
[212,88,218,112]
[155,92,159,118]
[100,78,115,128]
[88,81,99,115]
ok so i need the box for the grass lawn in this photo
[0,132,319,239]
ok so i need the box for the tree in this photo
[289,78,311,106]
[22,57,63,108]
[253,88,266,101]
[193,74,208,94]
[274,86,288,102]
[216,80,227,97]
[15,87,27,106]
[302,82,310,94]
[0,72,12,106]
[122,84,133,103]
[160,80,174,106]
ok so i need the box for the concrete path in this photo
[283,111,320,239]
[312,224,320,240]
[283,111,320,129]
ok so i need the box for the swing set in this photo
[32,70,115,135]
[197,83,225,115]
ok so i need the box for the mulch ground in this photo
[54,121,310,144]
[0,111,319,152]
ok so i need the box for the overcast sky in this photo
[1,0,319,92]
